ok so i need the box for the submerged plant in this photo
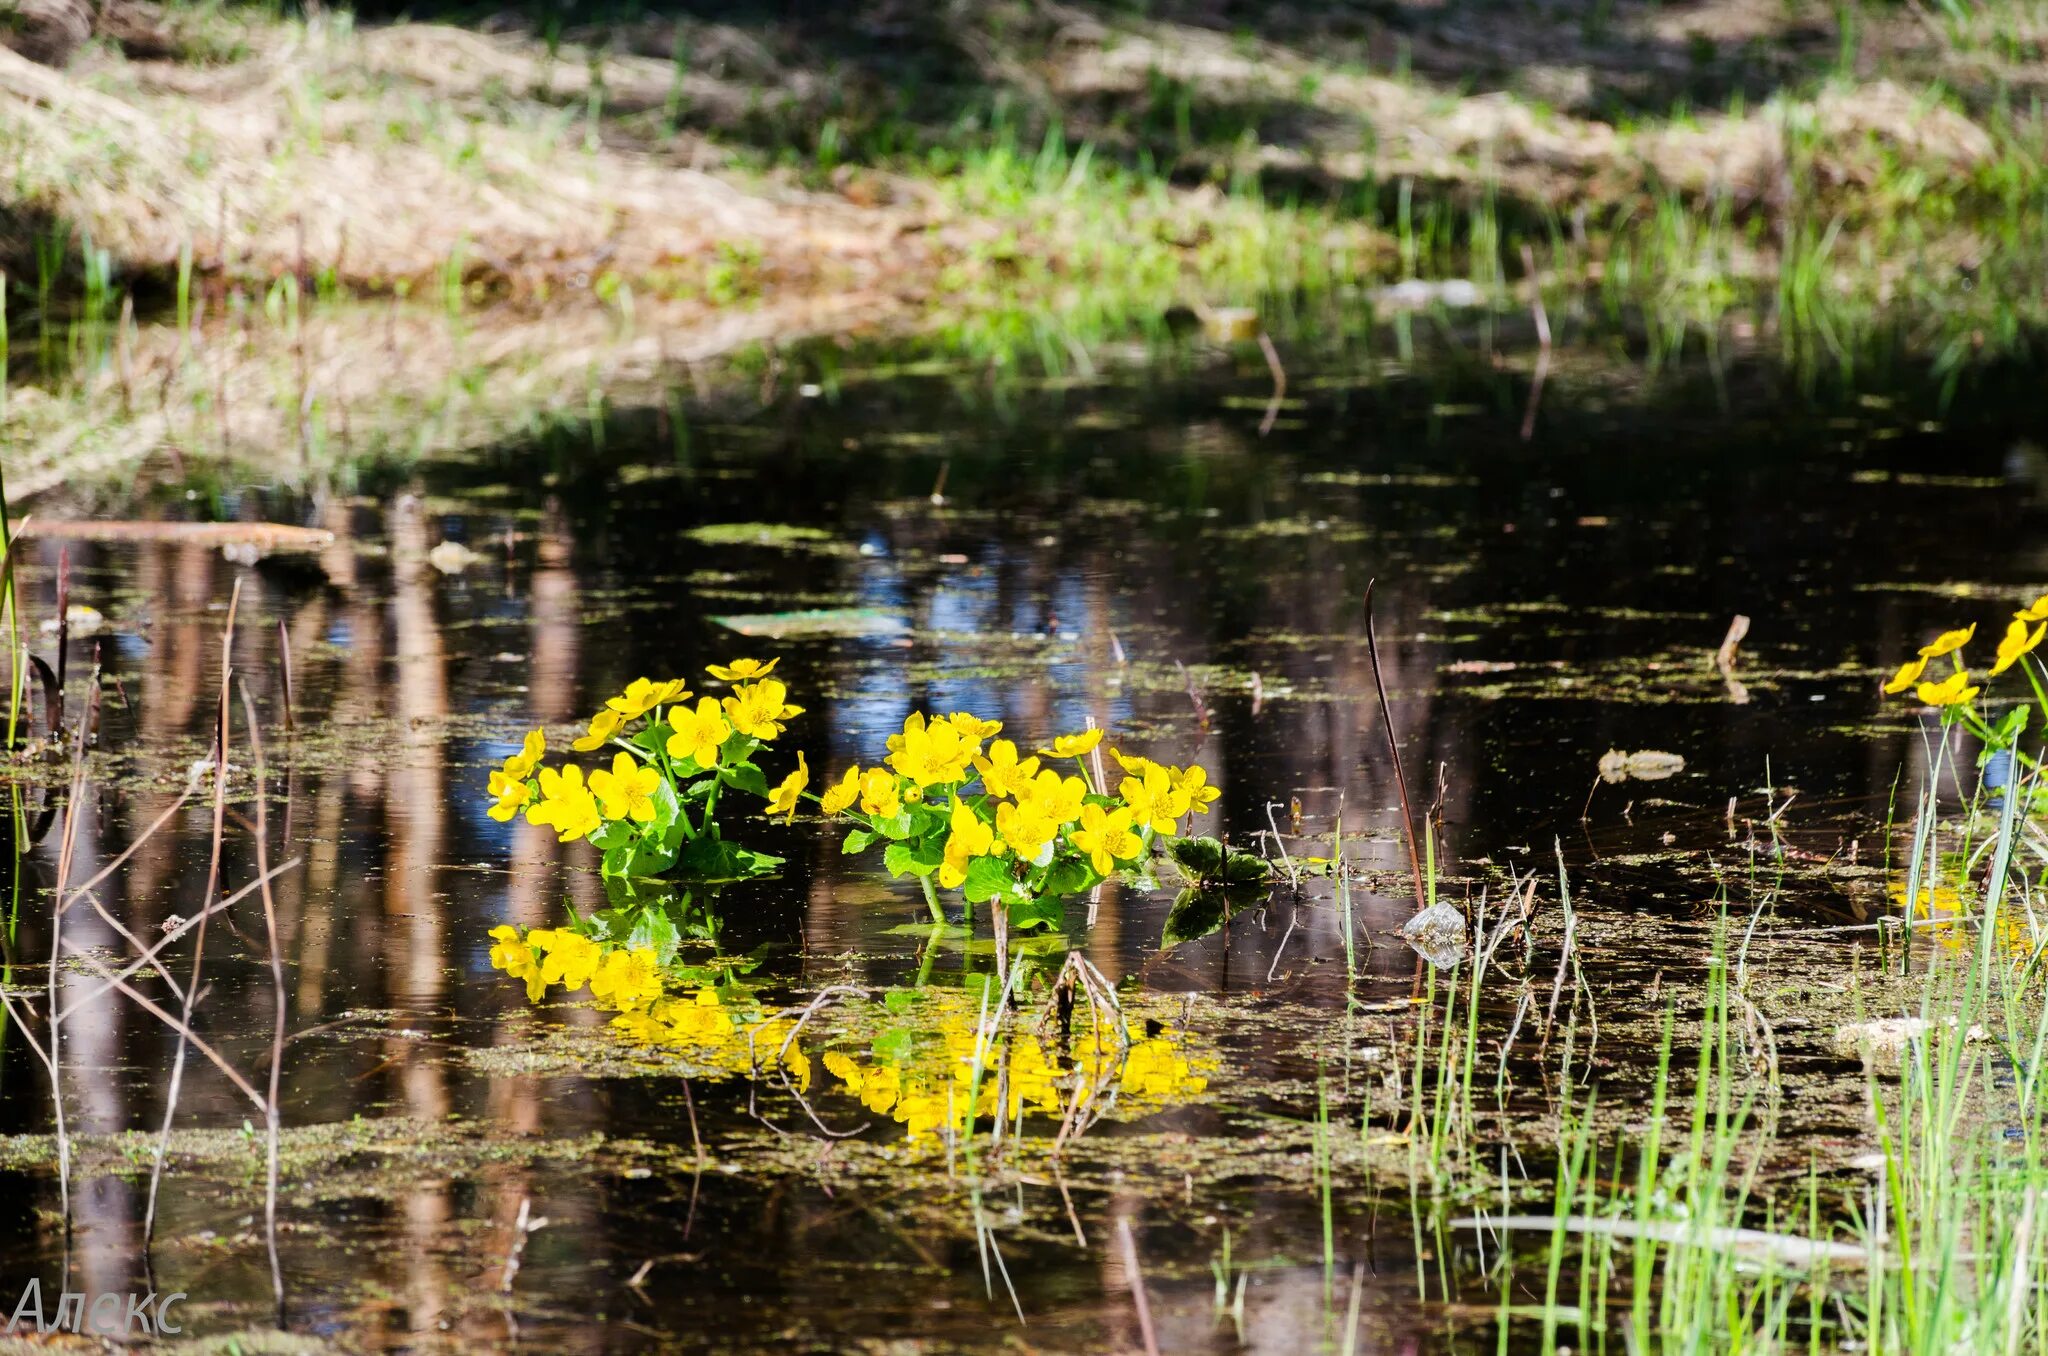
[483,658,804,880]
[815,716,1223,927]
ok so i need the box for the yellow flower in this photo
[887,714,978,786]
[766,752,809,822]
[1916,670,1980,707]
[972,739,1041,799]
[1992,618,2047,675]
[488,925,547,1001]
[1120,764,1190,836]
[2020,593,2048,623]
[608,677,691,719]
[571,709,625,752]
[665,697,730,768]
[502,728,546,780]
[724,679,804,741]
[526,764,605,842]
[1043,728,1104,758]
[487,770,533,822]
[939,801,998,889]
[1883,656,1930,695]
[1071,803,1141,876]
[944,712,1003,741]
[858,768,903,819]
[1919,625,1976,659]
[995,799,1059,860]
[820,765,861,816]
[590,947,663,1010]
[590,750,661,822]
[1018,769,1087,826]
[537,930,601,991]
[1171,763,1221,815]
[707,657,780,682]
[1108,747,1155,778]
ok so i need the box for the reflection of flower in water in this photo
[819,995,1212,1143]
[608,987,810,1089]
[1890,878,2037,956]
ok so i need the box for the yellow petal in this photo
[1918,624,1976,659]
[1882,656,1930,695]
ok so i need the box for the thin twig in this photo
[146,576,240,1248]
[1117,1217,1161,1356]
[238,681,288,1314]
[1364,580,1426,913]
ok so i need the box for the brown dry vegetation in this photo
[0,0,2041,499]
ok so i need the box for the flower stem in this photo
[919,873,945,925]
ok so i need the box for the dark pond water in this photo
[2,347,2045,1351]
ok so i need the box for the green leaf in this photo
[1167,836,1226,878]
[883,989,916,1013]
[961,855,1017,905]
[875,811,915,842]
[882,842,939,879]
[1004,893,1066,932]
[1038,856,1096,899]
[871,1027,916,1064]
[588,819,636,851]
[842,828,877,854]
[1221,851,1271,887]
[719,760,770,799]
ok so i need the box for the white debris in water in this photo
[1833,1017,1988,1072]
[38,605,106,637]
[428,540,483,574]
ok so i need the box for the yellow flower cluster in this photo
[483,663,807,844]
[488,925,661,1009]
[1883,594,2048,709]
[816,713,1222,895]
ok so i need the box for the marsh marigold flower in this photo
[2019,593,2048,624]
[1171,763,1221,815]
[501,729,545,779]
[939,801,998,889]
[487,770,532,822]
[820,765,861,816]
[666,697,730,768]
[527,764,605,842]
[1992,618,2047,675]
[887,714,977,786]
[608,677,690,719]
[995,799,1059,860]
[1019,769,1087,825]
[724,679,803,740]
[1916,670,1980,707]
[766,752,809,822]
[972,739,1040,799]
[590,751,661,822]
[1919,625,1976,659]
[1120,763,1190,836]
[1109,747,1154,778]
[707,657,779,682]
[571,709,625,752]
[1044,728,1104,758]
[945,712,1003,742]
[1883,656,1930,695]
[858,768,903,818]
[1071,803,1141,875]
